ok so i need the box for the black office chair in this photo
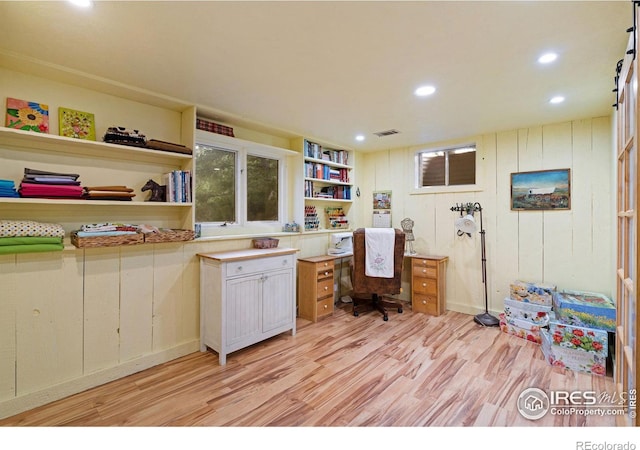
[350,228,405,321]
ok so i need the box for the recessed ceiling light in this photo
[355,135,365,142]
[538,52,558,64]
[550,96,565,104]
[68,0,92,7]
[414,85,436,97]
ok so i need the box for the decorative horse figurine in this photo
[141,179,166,202]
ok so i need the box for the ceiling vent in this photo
[373,129,400,137]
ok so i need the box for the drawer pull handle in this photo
[422,282,427,287]
[422,300,427,305]
[237,266,243,271]
[324,286,329,291]
[324,262,328,267]
[324,304,328,309]
[324,271,329,276]
[422,269,426,273]
[282,260,288,265]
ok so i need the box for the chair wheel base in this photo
[383,315,388,321]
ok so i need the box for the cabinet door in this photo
[262,269,294,333]
[226,274,262,348]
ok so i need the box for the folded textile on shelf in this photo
[83,185,136,201]
[0,179,19,198]
[19,182,83,198]
[0,220,65,238]
[81,223,138,232]
[0,243,64,254]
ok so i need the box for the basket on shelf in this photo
[143,229,195,243]
[70,231,144,248]
[252,237,279,249]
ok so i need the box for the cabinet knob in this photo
[324,271,329,276]
[237,266,243,271]
[324,262,328,267]
[422,269,426,273]
[282,260,288,265]
[324,286,328,291]
[422,300,427,305]
[324,304,328,309]
[422,282,427,287]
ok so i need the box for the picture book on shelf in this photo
[5,97,49,133]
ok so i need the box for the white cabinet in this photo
[198,247,298,365]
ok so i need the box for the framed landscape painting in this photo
[511,168,571,211]
[59,107,96,140]
[5,97,49,133]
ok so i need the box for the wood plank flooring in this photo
[0,304,618,427]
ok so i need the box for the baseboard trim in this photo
[0,339,200,420]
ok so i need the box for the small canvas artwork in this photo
[511,169,571,210]
[59,107,96,140]
[5,97,49,133]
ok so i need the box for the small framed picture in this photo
[59,107,96,140]
[5,97,49,133]
[511,168,571,210]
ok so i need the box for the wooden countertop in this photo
[198,247,298,262]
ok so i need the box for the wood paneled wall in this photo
[359,117,614,316]
[0,232,329,419]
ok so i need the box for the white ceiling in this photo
[0,1,633,152]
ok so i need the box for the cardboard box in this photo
[553,289,616,332]
[509,280,556,306]
[540,329,607,376]
[499,313,542,345]
[503,297,551,326]
[548,320,608,357]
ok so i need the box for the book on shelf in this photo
[304,141,349,165]
[163,170,192,203]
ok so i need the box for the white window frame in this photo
[195,130,291,237]
[411,140,482,195]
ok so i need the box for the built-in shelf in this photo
[0,127,192,166]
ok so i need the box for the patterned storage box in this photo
[503,297,551,325]
[552,289,616,332]
[509,280,556,306]
[196,118,234,137]
[548,320,608,357]
[499,313,543,345]
[540,329,607,376]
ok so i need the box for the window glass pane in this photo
[247,155,279,221]
[449,147,476,185]
[195,144,236,223]
[420,152,445,186]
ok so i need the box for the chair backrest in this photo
[352,228,405,295]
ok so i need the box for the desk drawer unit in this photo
[410,255,448,316]
[298,255,336,322]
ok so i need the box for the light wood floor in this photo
[0,303,618,427]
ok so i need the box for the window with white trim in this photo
[195,137,287,234]
[416,144,476,188]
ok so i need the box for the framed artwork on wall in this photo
[511,168,571,210]
[58,107,96,140]
[5,97,49,133]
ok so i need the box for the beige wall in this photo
[358,117,613,316]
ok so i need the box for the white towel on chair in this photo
[364,228,395,278]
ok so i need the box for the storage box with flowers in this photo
[552,289,616,332]
[504,297,551,326]
[540,329,607,376]
[499,313,543,345]
[509,280,556,306]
